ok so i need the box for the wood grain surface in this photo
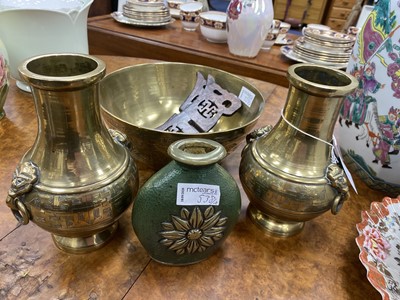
[0,56,382,300]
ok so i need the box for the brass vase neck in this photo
[254,64,358,179]
[284,64,359,142]
[18,54,128,190]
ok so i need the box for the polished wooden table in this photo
[0,56,382,300]
[87,15,297,87]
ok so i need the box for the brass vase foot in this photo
[247,204,304,237]
[51,222,119,254]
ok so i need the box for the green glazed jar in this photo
[132,138,241,265]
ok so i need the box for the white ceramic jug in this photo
[226,0,274,58]
[0,0,93,92]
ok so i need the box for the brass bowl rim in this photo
[100,62,265,136]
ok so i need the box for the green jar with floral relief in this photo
[131,138,241,265]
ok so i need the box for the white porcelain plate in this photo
[275,38,293,45]
[280,45,307,63]
[280,45,348,69]
[111,11,174,27]
[356,196,400,299]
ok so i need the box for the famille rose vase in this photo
[335,0,400,196]
[131,138,241,265]
[226,0,274,58]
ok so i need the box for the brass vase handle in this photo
[108,128,132,150]
[242,125,273,156]
[6,161,39,225]
[327,164,349,215]
[246,125,273,144]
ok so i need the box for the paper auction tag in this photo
[238,86,255,107]
[176,183,221,206]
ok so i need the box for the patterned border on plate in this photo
[111,11,174,27]
[356,196,400,300]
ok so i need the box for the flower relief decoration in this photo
[337,0,400,179]
[356,196,400,299]
[159,206,227,255]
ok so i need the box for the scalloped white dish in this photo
[356,196,400,299]
[274,38,293,45]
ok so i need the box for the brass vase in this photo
[5,53,138,253]
[239,64,358,237]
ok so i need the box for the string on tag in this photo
[280,109,358,194]
[280,109,334,147]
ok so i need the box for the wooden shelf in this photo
[274,0,328,25]
[325,0,358,31]
[87,15,299,88]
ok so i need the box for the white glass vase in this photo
[226,0,274,58]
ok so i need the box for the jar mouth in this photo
[168,138,226,166]
[26,55,99,77]
[178,142,217,155]
[294,65,351,87]
[18,53,106,90]
[287,63,358,97]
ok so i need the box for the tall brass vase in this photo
[239,64,358,237]
[5,54,138,253]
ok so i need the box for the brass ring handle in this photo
[331,195,344,215]
[108,128,132,150]
[11,200,30,225]
[6,161,39,225]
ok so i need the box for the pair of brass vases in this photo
[5,53,357,257]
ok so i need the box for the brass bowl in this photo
[100,62,265,170]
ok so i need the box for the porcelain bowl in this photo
[167,0,186,18]
[167,0,186,9]
[199,11,227,43]
[179,2,202,31]
[99,62,265,170]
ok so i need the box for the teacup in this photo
[167,0,186,10]
[261,20,287,50]
[199,11,227,43]
[167,0,186,18]
[180,2,203,31]
[347,26,360,37]
[275,22,291,44]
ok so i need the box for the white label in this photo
[176,183,221,206]
[238,86,255,108]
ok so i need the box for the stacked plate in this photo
[281,28,356,69]
[112,0,172,27]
